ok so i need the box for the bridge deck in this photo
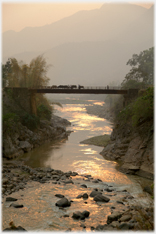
[32,88,127,95]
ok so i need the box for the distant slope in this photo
[3,3,147,58]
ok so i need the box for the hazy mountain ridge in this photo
[2,3,154,86]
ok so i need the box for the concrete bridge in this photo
[4,86,139,116]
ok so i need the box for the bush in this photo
[22,113,40,130]
[132,87,153,126]
[37,104,52,120]
[3,112,19,133]
[116,87,154,127]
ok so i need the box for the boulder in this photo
[93,194,110,202]
[55,197,71,207]
[107,212,123,224]
[90,190,102,197]
[6,197,18,202]
[55,194,64,198]
[72,210,90,220]
[18,141,32,152]
[10,203,24,208]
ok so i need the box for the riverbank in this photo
[3,114,71,160]
[2,162,154,231]
[84,101,154,181]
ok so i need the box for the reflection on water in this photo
[3,99,153,231]
[21,101,126,183]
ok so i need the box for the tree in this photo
[2,59,12,87]
[122,47,154,88]
[2,55,51,88]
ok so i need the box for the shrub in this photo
[3,112,19,133]
[37,104,52,120]
[132,87,153,126]
[22,113,40,130]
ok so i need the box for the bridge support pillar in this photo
[123,89,139,107]
[30,91,37,116]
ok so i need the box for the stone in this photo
[10,203,24,208]
[107,212,123,224]
[76,194,83,199]
[116,200,124,205]
[81,210,90,218]
[93,194,110,202]
[105,188,114,192]
[119,214,132,222]
[6,197,18,202]
[81,184,87,188]
[90,190,102,197]
[72,210,89,220]
[110,221,119,228]
[18,141,32,152]
[82,193,88,199]
[64,179,74,184]
[55,194,64,198]
[118,222,134,230]
[55,198,71,207]
[72,211,83,220]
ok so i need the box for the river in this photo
[2,97,153,231]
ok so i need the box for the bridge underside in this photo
[33,88,127,95]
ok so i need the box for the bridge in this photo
[30,86,127,95]
[4,86,139,116]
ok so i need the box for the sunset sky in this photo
[2,0,154,33]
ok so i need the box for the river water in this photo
[2,98,153,231]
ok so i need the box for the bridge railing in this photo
[34,85,123,90]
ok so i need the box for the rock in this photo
[81,184,87,188]
[63,214,69,218]
[10,203,24,208]
[110,221,119,228]
[93,194,110,202]
[3,178,9,185]
[119,214,132,222]
[55,198,71,207]
[92,179,99,183]
[6,197,18,202]
[76,194,83,199]
[72,211,84,220]
[82,193,88,199]
[3,226,27,231]
[18,141,32,152]
[55,194,64,198]
[63,179,74,184]
[105,188,114,192]
[72,210,90,220]
[81,210,90,218]
[80,223,86,228]
[116,201,124,205]
[107,212,123,224]
[90,190,102,197]
[143,186,153,196]
[118,222,134,230]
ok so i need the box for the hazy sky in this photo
[2,0,154,33]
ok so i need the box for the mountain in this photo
[2,3,154,86]
[3,3,147,57]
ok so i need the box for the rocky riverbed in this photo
[2,162,154,231]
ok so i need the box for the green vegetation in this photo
[22,113,40,130]
[3,112,19,133]
[108,47,154,130]
[122,47,154,89]
[2,55,53,130]
[116,87,153,127]
[2,55,51,88]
